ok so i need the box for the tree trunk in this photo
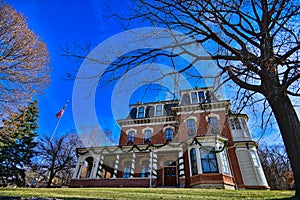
[267,94,300,199]
[47,173,54,188]
[46,166,55,188]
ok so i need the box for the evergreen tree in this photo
[0,101,39,187]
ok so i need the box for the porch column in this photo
[178,149,186,188]
[76,161,84,179]
[151,150,158,186]
[130,152,136,178]
[113,154,119,178]
[73,158,82,178]
[97,154,104,178]
[92,154,101,178]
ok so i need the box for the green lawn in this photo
[0,188,295,200]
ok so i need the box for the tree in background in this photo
[0,101,39,187]
[34,133,81,187]
[102,0,300,197]
[258,144,294,190]
[63,0,300,197]
[0,2,50,116]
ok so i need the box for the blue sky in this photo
[5,0,296,146]
[5,0,125,141]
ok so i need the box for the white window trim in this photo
[250,150,261,168]
[163,125,175,132]
[126,128,137,135]
[200,146,219,174]
[190,91,198,104]
[219,150,231,175]
[185,116,197,136]
[189,90,206,104]
[155,104,164,117]
[142,127,154,133]
[188,146,202,176]
[143,127,153,143]
[183,116,197,122]
[205,114,220,121]
[137,106,146,118]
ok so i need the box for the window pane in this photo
[190,148,198,175]
[198,91,205,103]
[122,161,131,178]
[144,130,152,144]
[200,147,219,173]
[156,105,163,116]
[187,119,196,136]
[202,160,211,173]
[191,92,198,104]
[141,160,150,177]
[209,117,220,135]
[138,107,145,118]
[165,128,173,141]
[209,159,218,173]
[127,131,135,143]
[250,151,260,167]
[220,151,231,175]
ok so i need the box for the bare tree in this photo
[62,0,300,198]
[258,144,294,190]
[34,134,81,187]
[0,2,50,116]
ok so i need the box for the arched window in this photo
[200,147,218,173]
[165,128,173,142]
[127,131,135,145]
[144,129,152,144]
[190,148,198,176]
[186,119,196,137]
[208,117,220,135]
[80,157,94,178]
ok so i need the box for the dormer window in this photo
[156,105,163,116]
[191,91,205,104]
[137,107,145,118]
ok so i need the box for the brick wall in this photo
[69,178,150,188]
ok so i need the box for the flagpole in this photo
[50,100,69,141]
[50,117,62,141]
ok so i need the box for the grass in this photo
[0,188,295,200]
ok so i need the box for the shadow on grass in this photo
[0,197,115,200]
[270,197,296,200]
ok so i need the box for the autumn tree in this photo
[34,133,81,187]
[0,2,50,116]
[0,101,39,187]
[258,144,294,190]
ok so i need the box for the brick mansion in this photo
[70,87,269,189]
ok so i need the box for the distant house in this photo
[70,87,269,189]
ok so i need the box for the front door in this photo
[164,166,177,186]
